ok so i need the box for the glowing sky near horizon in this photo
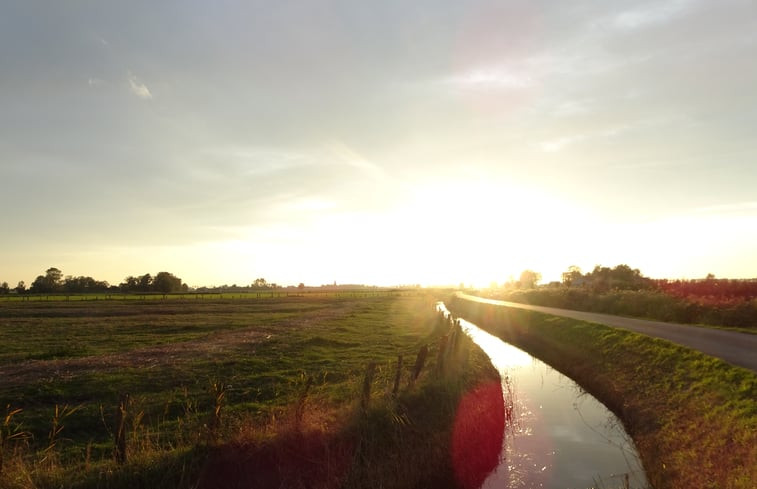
[2,1,756,287]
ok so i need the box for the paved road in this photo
[457,293,757,373]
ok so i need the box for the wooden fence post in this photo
[392,355,403,397]
[436,335,448,376]
[361,362,377,412]
[114,394,129,465]
[410,345,428,385]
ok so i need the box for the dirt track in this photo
[458,293,757,373]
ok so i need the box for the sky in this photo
[1,0,757,288]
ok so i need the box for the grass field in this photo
[0,292,498,488]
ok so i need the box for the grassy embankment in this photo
[486,288,757,331]
[0,293,499,489]
[448,295,757,489]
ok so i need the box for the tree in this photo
[252,278,268,289]
[606,264,648,290]
[153,272,183,294]
[0,282,9,294]
[138,274,153,292]
[15,281,26,294]
[29,275,49,293]
[561,266,583,286]
[29,267,65,293]
[588,265,611,292]
[63,276,109,293]
[119,276,139,292]
[45,267,63,288]
[584,264,651,292]
[298,283,305,290]
[518,270,541,289]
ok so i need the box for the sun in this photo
[368,178,565,287]
[169,177,593,288]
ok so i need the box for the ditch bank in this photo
[447,294,757,489]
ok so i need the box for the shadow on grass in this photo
[64,446,208,489]
[195,379,504,489]
[197,430,353,489]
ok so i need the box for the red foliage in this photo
[653,278,757,306]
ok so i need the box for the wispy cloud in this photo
[539,135,583,153]
[444,68,534,90]
[538,117,673,154]
[550,99,592,117]
[610,0,697,30]
[200,146,313,176]
[128,72,152,99]
[324,141,385,179]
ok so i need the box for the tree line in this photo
[521,264,757,301]
[0,267,188,295]
[492,264,757,329]
[193,277,282,293]
[502,264,757,300]
[559,264,653,292]
[0,269,287,296]
[500,264,652,292]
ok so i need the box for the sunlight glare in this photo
[172,178,600,287]
[380,178,591,286]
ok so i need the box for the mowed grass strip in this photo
[449,296,757,489]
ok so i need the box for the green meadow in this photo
[0,292,496,489]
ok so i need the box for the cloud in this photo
[323,141,385,179]
[550,99,592,117]
[444,68,534,90]
[539,135,583,153]
[128,72,152,99]
[610,0,697,30]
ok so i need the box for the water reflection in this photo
[437,303,648,489]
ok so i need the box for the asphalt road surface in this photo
[457,293,757,373]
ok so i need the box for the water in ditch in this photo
[438,302,649,489]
